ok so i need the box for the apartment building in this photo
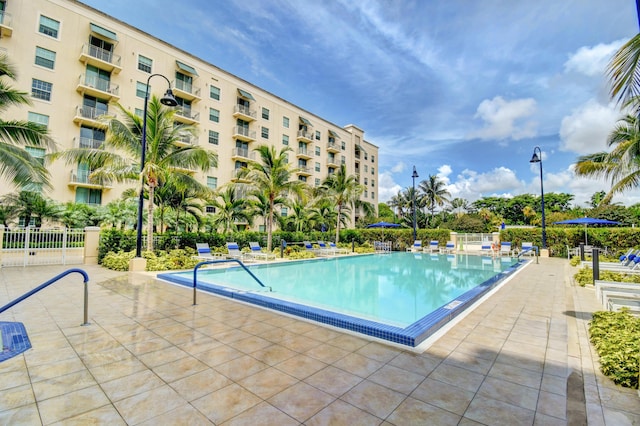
[0,0,378,223]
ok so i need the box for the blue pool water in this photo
[158,252,525,347]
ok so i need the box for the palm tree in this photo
[54,96,217,250]
[607,33,640,108]
[243,145,302,251]
[320,164,363,243]
[0,54,55,189]
[574,114,640,203]
[1,190,51,227]
[419,175,451,227]
[209,185,251,233]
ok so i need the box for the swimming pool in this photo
[158,252,525,347]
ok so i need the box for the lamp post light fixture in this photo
[135,74,178,259]
[412,165,419,242]
[529,146,547,249]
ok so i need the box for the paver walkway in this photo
[0,257,638,424]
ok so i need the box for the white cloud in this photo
[377,171,403,203]
[467,96,538,141]
[558,99,621,154]
[564,39,626,77]
[447,167,523,202]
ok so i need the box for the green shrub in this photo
[589,310,640,388]
[574,267,640,286]
[101,250,135,271]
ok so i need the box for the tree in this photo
[54,96,217,251]
[209,185,252,233]
[243,145,301,250]
[418,175,451,227]
[320,164,364,243]
[1,190,57,227]
[0,54,55,189]
[607,33,640,108]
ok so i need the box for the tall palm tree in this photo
[574,114,640,203]
[320,164,363,243]
[607,33,640,107]
[243,145,301,251]
[0,54,55,189]
[419,175,451,227]
[54,96,217,250]
[209,186,251,233]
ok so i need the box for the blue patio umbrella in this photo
[553,217,620,244]
[366,221,401,228]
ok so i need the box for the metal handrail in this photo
[192,259,270,305]
[0,268,90,325]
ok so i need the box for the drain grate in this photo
[0,321,32,363]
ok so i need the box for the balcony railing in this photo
[233,147,250,158]
[73,136,104,149]
[0,11,12,37]
[297,148,310,157]
[327,141,340,152]
[81,44,121,67]
[175,109,199,122]
[78,74,119,97]
[232,126,256,140]
[74,105,108,122]
[297,130,313,140]
[69,170,109,188]
[172,79,201,99]
[233,104,257,120]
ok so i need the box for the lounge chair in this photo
[410,240,423,253]
[249,242,276,260]
[480,242,493,255]
[329,242,349,254]
[303,241,324,256]
[425,240,439,253]
[317,241,335,255]
[500,242,512,256]
[195,243,223,260]
[226,242,253,262]
[441,241,455,254]
[520,242,535,257]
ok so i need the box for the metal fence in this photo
[1,228,85,267]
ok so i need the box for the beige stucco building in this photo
[0,0,378,225]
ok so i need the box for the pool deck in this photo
[0,258,638,425]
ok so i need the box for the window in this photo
[315,146,320,156]
[371,192,375,200]
[261,126,269,139]
[138,55,152,73]
[175,71,192,92]
[315,130,320,140]
[207,176,217,189]
[262,107,269,120]
[35,47,56,69]
[315,178,320,187]
[364,153,368,160]
[364,190,368,198]
[208,130,219,145]
[85,65,111,92]
[371,180,375,187]
[75,188,102,205]
[371,155,375,163]
[341,155,345,165]
[134,108,143,117]
[281,207,288,217]
[27,112,49,128]
[341,141,346,150]
[25,147,45,166]
[210,85,220,100]
[136,81,148,98]
[364,178,368,185]
[39,15,60,38]
[364,165,368,173]
[283,116,289,128]
[282,134,289,146]
[315,162,320,172]
[79,126,105,148]
[371,167,375,175]
[31,79,52,101]
[298,175,307,182]
[209,108,219,123]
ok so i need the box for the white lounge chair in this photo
[480,242,493,255]
[500,242,512,256]
[226,242,253,262]
[441,241,455,254]
[410,240,423,253]
[520,242,535,257]
[195,243,223,260]
[425,240,439,253]
[249,242,276,260]
[329,242,349,254]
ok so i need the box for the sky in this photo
[81,0,640,207]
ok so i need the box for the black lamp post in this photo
[135,74,178,258]
[530,146,547,249]
[412,165,419,241]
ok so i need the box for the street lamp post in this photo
[530,146,547,249]
[412,166,419,242]
[135,74,178,259]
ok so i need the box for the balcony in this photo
[73,136,104,149]
[231,147,254,161]
[68,170,111,189]
[327,158,339,168]
[232,104,257,121]
[230,169,250,183]
[78,44,122,74]
[174,109,199,125]
[296,167,312,176]
[296,148,312,160]
[172,79,201,101]
[232,126,256,142]
[73,106,108,128]
[76,74,120,101]
[175,135,197,147]
[297,130,313,142]
[326,141,340,153]
[0,11,12,37]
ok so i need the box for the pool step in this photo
[0,321,32,363]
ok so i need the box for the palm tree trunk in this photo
[335,203,341,243]
[146,185,155,252]
[267,198,274,251]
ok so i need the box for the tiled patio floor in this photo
[0,258,638,425]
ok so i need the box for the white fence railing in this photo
[1,228,85,267]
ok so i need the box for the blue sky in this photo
[82,0,639,207]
